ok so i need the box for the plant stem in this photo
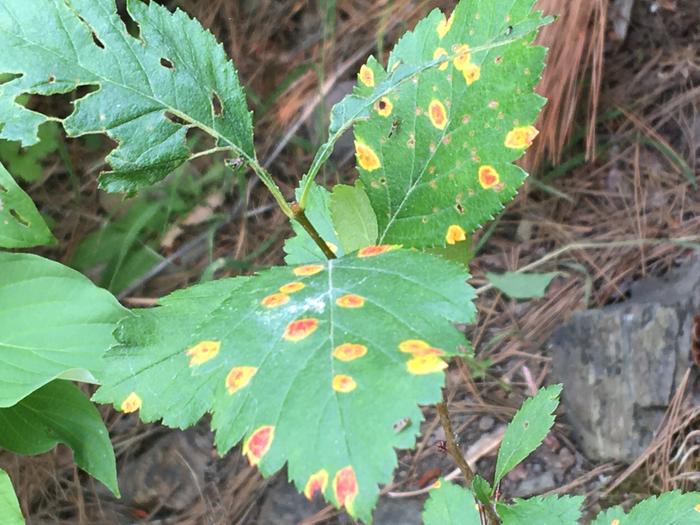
[291,203,337,260]
[436,401,502,525]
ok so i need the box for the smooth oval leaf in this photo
[422,480,481,525]
[346,1,550,248]
[0,469,23,525]
[497,495,583,525]
[0,162,54,248]
[94,249,475,521]
[591,491,700,525]
[0,0,253,192]
[494,384,562,486]
[0,252,128,407]
[485,271,560,299]
[330,184,379,253]
[0,380,118,496]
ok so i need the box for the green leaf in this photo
[485,271,560,299]
[0,252,128,407]
[494,384,562,485]
[497,495,583,524]
[0,161,54,248]
[471,474,492,505]
[0,469,24,525]
[0,122,60,183]
[0,0,253,192]
[591,491,700,525]
[422,480,481,525]
[94,249,475,521]
[0,380,118,496]
[341,1,550,248]
[330,184,378,253]
[284,182,344,264]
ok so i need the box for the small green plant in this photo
[0,1,697,523]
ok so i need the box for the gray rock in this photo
[513,470,556,497]
[257,475,323,525]
[550,257,700,463]
[374,496,425,525]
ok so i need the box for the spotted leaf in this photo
[94,249,475,521]
[310,0,551,248]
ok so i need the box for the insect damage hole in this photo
[211,92,224,117]
[10,209,30,227]
[160,57,174,69]
[91,32,105,49]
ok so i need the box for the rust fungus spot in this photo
[433,47,449,71]
[505,125,539,149]
[121,392,142,413]
[453,44,471,71]
[359,64,374,87]
[284,318,319,342]
[428,99,448,130]
[437,12,454,38]
[354,141,381,171]
[293,264,324,276]
[399,339,430,354]
[478,165,500,189]
[243,425,274,466]
[333,343,368,362]
[279,281,305,294]
[336,294,365,308]
[407,355,448,375]
[186,340,222,366]
[462,63,481,85]
[261,292,290,308]
[332,374,357,393]
[225,366,257,394]
[333,466,359,513]
[357,244,400,257]
[374,96,393,117]
[446,224,466,245]
[304,469,329,500]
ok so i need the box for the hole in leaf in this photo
[48,75,56,84]
[522,421,529,429]
[165,112,188,126]
[10,209,30,227]
[495,56,503,64]
[91,32,105,49]
[455,202,465,215]
[160,57,174,69]
[0,183,7,193]
[117,2,140,38]
[379,177,387,185]
[26,85,98,120]
[211,92,223,117]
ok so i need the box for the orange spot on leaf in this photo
[261,292,289,308]
[225,366,257,394]
[407,355,448,375]
[304,469,329,500]
[399,339,430,353]
[478,165,500,189]
[243,425,274,466]
[354,141,381,171]
[462,63,481,85]
[284,318,319,342]
[445,224,466,245]
[279,281,305,294]
[428,99,448,130]
[453,44,471,71]
[437,12,454,38]
[374,96,393,117]
[505,125,539,149]
[333,343,368,362]
[121,392,142,413]
[433,48,449,71]
[336,294,365,309]
[186,340,221,366]
[333,466,358,513]
[332,374,357,393]
[293,264,324,276]
[357,244,400,257]
[359,64,374,87]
